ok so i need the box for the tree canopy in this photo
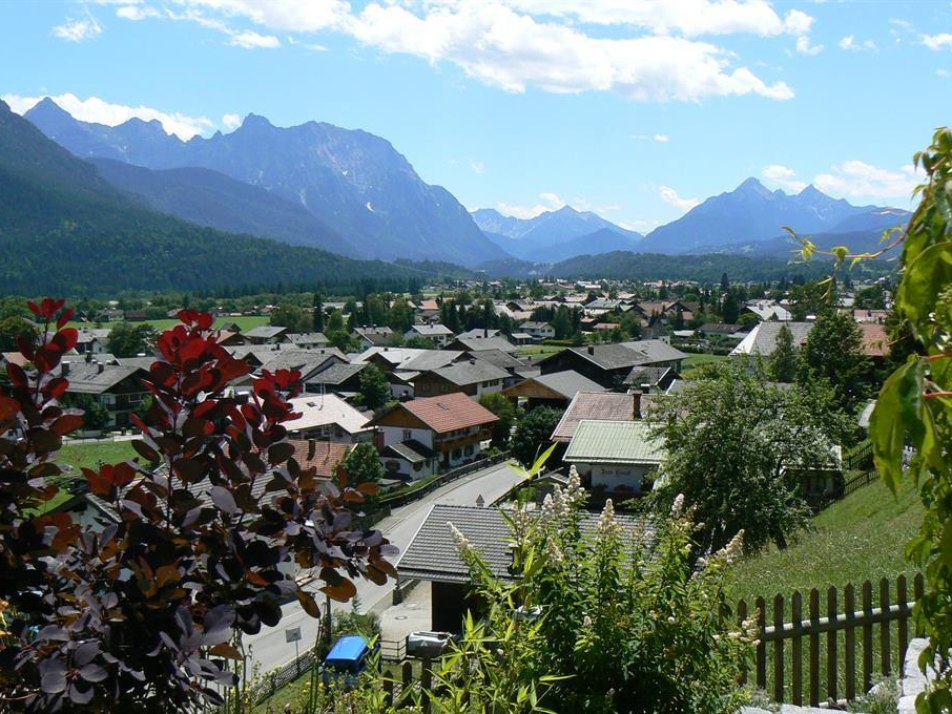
[650,361,853,555]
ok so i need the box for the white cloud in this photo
[109,0,794,102]
[229,30,281,48]
[497,192,565,219]
[631,133,670,142]
[659,185,700,213]
[221,113,242,130]
[2,93,215,140]
[814,161,920,203]
[52,13,103,42]
[795,35,823,55]
[923,33,952,51]
[347,2,793,101]
[838,35,876,51]
[116,5,161,21]
[469,160,486,174]
[938,69,951,78]
[762,164,807,192]
[505,1,810,38]
[653,133,670,143]
[761,160,921,203]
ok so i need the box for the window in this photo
[452,448,462,460]
[402,429,412,441]
[413,461,423,472]
[464,445,474,456]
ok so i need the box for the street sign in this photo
[285,626,302,643]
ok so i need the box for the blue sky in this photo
[2,1,951,234]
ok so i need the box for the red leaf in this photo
[45,377,69,400]
[53,328,78,353]
[0,396,20,421]
[27,301,41,318]
[56,308,75,330]
[51,414,84,436]
[196,312,214,331]
[15,334,34,362]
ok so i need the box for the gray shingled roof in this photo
[623,366,672,387]
[398,504,653,584]
[621,339,688,364]
[551,392,641,442]
[306,362,367,386]
[567,344,647,370]
[381,440,437,463]
[464,349,525,371]
[63,363,146,394]
[402,350,463,372]
[532,370,607,399]
[244,325,288,340]
[730,321,814,357]
[449,336,517,354]
[426,360,509,386]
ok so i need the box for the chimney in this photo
[85,352,92,363]
[62,361,70,376]
[470,358,476,365]
[633,392,642,420]
[97,363,104,374]
[587,345,595,355]
[640,383,650,394]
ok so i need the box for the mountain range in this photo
[0,99,439,295]
[471,206,644,262]
[25,98,505,267]
[8,97,912,280]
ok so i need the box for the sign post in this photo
[286,626,302,676]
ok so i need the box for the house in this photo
[502,370,606,411]
[354,326,395,349]
[397,504,650,632]
[519,321,555,340]
[563,419,665,497]
[289,439,355,479]
[461,349,533,389]
[243,325,290,345]
[355,347,463,398]
[623,366,680,394]
[729,322,814,357]
[411,360,509,400]
[74,328,110,356]
[286,332,330,349]
[858,322,890,363]
[61,361,150,429]
[404,323,454,348]
[304,362,369,398]
[454,328,501,341]
[285,394,373,442]
[742,300,793,323]
[444,335,517,355]
[537,340,686,390]
[368,392,498,470]
[379,440,440,482]
[551,391,642,443]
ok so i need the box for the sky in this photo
[1,0,950,234]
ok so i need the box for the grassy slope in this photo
[68,315,269,333]
[680,353,729,378]
[724,477,924,604]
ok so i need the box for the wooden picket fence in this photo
[738,573,923,707]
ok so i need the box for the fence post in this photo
[898,575,909,665]
[421,658,433,714]
[809,588,820,706]
[755,596,767,691]
[827,586,838,704]
[844,584,856,701]
[773,593,785,703]
[791,590,803,705]
[862,581,874,695]
[880,578,892,677]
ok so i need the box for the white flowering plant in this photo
[425,475,755,714]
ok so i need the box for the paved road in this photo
[244,461,527,673]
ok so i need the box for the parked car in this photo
[321,635,375,688]
[406,630,453,658]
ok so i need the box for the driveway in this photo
[244,460,527,673]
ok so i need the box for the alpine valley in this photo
[1,96,911,292]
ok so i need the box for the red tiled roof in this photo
[858,323,890,358]
[389,392,498,434]
[551,391,641,442]
[289,439,353,479]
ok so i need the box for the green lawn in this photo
[57,439,138,476]
[724,476,924,605]
[68,315,269,333]
[516,345,564,358]
[679,353,730,378]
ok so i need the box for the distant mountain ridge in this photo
[639,177,909,255]
[0,99,436,295]
[24,99,506,267]
[472,205,643,261]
